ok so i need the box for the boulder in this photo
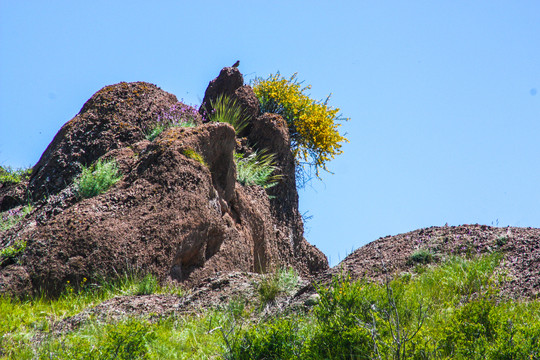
[0,78,328,297]
[28,82,180,201]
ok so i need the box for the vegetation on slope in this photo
[1,254,539,359]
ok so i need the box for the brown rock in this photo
[234,85,260,129]
[198,67,260,128]
[0,80,328,297]
[0,265,32,298]
[199,67,244,119]
[29,82,179,201]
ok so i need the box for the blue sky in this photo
[1,1,539,266]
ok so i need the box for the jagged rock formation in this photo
[0,68,328,297]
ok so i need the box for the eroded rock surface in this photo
[0,73,327,297]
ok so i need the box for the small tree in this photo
[253,73,349,185]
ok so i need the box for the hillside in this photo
[1,66,540,358]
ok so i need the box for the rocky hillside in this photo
[0,67,328,297]
[1,67,539,305]
[327,224,540,299]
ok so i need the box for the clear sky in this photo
[1,1,539,266]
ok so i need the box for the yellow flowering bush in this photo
[253,73,349,180]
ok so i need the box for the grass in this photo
[256,267,299,306]
[0,271,186,359]
[2,254,539,359]
[0,166,32,185]
[74,158,122,199]
[0,203,34,232]
[0,239,27,266]
[146,121,197,141]
[235,150,282,189]
[206,94,249,135]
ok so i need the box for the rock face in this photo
[0,73,328,297]
[29,82,183,201]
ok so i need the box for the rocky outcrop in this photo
[28,82,185,201]
[329,224,540,299]
[0,71,328,297]
[199,67,260,127]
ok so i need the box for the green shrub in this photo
[226,317,304,360]
[0,203,34,232]
[0,166,32,185]
[0,240,27,265]
[253,72,349,181]
[205,94,249,135]
[75,159,122,199]
[408,248,434,265]
[235,150,282,189]
[256,267,299,306]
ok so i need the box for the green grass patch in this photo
[206,94,249,135]
[0,203,34,232]
[74,159,122,199]
[0,166,32,185]
[256,267,299,306]
[0,271,185,358]
[2,254,539,359]
[235,151,282,189]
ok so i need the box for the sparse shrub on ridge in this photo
[75,158,122,199]
[253,72,349,182]
[408,248,435,265]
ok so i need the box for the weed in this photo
[256,267,299,306]
[145,102,200,141]
[0,166,32,185]
[235,150,282,189]
[0,239,27,265]
[135,273,159,295]
[205,94,249,134]
[0,203,34,231]
[74,158,122,199]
